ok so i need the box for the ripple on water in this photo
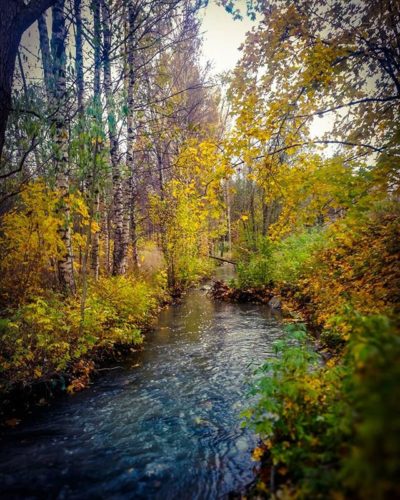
[0,284,283,499]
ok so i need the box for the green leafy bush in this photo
[0,275,164,392]
[271,228,326,283]
[245,315,400,498]
[236,228,326,287]
[176,255,215,286]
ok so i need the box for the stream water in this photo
[0,266,283,499]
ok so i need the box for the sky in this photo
[199,1,255,75]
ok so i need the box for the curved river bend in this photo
[0,268,282,499]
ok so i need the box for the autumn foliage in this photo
[0,182,166,397]
[220,0,400,497]
[0,0,399,496]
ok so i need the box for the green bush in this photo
[271,228,326,283]
[341,313,400,499]
[0,275,165,392]
[236,256,273,288]
[245,315,400,498]
[236,237,274,287]
[236,228,326,287]
[176,255,214,286]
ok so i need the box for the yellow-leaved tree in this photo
[0,181,99,306]
[150,139,231,289]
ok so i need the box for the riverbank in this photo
[212,208,400,498]
[0,273,171,426]
[213,275,400,498]
[0,261,219,426]
[210,280,325,349]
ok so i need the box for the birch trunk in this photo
[38,12,53,99]
[74,0,84,115]
[126,1,139,270]
[90,0,102,279]
[101,0,126,275]
[51,0,75,293]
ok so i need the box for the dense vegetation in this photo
[0,0,399,498]
[0,0,225,398]
[224,0,400,497]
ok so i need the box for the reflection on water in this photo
[0,265,282,499]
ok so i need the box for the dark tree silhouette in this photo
[0,0,56,159]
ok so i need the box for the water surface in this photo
[0,267,282,499]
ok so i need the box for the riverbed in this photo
[0,267,283,499]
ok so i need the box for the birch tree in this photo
[51,0,76,292]
[101,0,129,276]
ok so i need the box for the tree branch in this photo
[18,0,57,33]
[296,96,399,119]
[0,135,38,180]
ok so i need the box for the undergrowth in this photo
[238,203,400,498]
[0,274,167,395]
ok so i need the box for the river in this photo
[0,266,283,499]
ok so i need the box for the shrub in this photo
[0,182,62,305]
[176,255,215,286]
[245,315,400,499]
[0,275,164,393]
[300,205,400,330]
[271,228,326,283]
[236,228,326,288]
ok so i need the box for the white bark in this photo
[51,0,75,293]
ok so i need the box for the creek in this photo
[0,265,283,499]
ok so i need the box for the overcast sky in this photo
[21,1,254,82]
[199,0,255,75]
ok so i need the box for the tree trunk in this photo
[130,177,139,270]
[38,12,53,98]
[126,1,139,270]
[262,197,271,237]
[0,12,22,160]
[101,0,126,276]
[92,0,101,100]
[89,0,102,280]
[224,179,232,253]
[122,178,131,270]
[0,0,56,159]
[249,181,256,248]
[90,192,100,279]
[105,207,112,274]
[51,0,76,293]
[74,0,84,114]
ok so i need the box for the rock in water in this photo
[268,296,281,309]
